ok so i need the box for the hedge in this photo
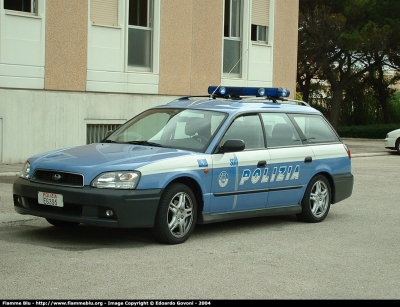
[336,124,400,139]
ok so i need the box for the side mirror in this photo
[218,139,245,153]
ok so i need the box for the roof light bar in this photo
[208,86,290,98]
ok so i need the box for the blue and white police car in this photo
[13,86,354,244]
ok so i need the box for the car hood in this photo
[28,143,195,176]
[388,128,400,136]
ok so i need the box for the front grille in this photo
[32,169,84,187]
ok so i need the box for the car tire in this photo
[296,175,331,223]
[45,218,80,227]
[152,183,197,245]
[396,139,400,154]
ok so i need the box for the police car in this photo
[13,86,354,244]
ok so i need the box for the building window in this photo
[127,0,153,71]
[4,0,37,13]
[87,124,122,144]
[251,24,268,43]
[251,0,269,43]
[223,0,242,76]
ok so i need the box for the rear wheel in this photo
[152,183,197,244]
[46,218,80,227]
[297,175,331,223]
[396,139,400,154]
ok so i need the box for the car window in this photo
[106,108,226,152]
[111,110,171,142]
[290,114,339,143]
[221,115,265,149]
[261,113,302,147]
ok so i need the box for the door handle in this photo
[304,156,312,163]
[257,160,267,167]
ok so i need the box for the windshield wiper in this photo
[126,141,168,148]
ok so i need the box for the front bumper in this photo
[384,137,395,150]
[13,178,162,228]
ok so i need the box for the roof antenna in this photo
[210,48,249,98]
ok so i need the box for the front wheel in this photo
[46,218,80,227]
[297,175,331,223]
[152,183,197,244]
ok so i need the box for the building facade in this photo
[0,0,299,163]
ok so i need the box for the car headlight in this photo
[91,171,141,189]
[19,161,30,179]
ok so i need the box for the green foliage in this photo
[306,82,332,118]
[340,74,380,125]
[297,0,400,128]
[388,91,400,122]
[337,123,400,139]
[336,89,400,138]
[296,92,303,101]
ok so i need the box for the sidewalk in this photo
[0,163,23,177]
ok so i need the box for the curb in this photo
[0,172,19,177]
[351,152,390,157]
[0,213,38,224]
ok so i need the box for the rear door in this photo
[262,113,315,208]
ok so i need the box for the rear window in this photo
[261,113,302,148]
[290,114,339,144]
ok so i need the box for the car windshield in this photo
[104,108,227,152]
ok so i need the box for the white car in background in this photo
[384,129,400,154]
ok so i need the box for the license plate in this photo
[38,192,64,207]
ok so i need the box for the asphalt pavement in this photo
[0,138,393,225]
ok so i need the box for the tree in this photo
[358,0,400,123]
[297,0,400,128]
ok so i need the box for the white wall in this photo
[247,0,275,86]
[0,89,177,163]
[0,1,46,89]
[86,0,161,94]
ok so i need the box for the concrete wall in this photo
[0,0,46,89]
[0,88,176,163]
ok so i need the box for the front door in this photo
[209,115,271,213]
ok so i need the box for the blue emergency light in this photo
[208,86,290,99]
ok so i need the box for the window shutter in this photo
[252,0,269,26]
[90,0,119,27]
